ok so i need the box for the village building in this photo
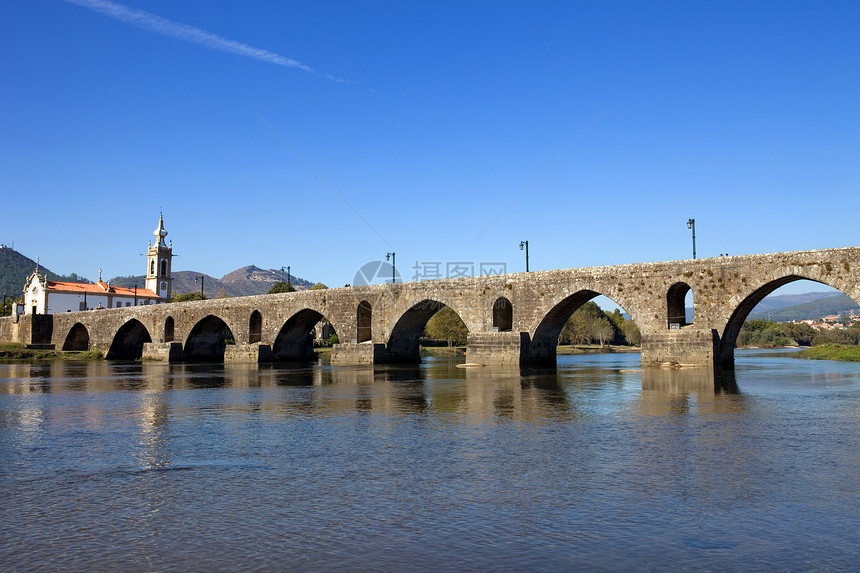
[17,215,173,315]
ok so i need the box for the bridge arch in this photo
[718,274,860,366]
[528,290,642,365]
[249,310,262,344]
[184,315,235,362]
[273,308,338,361]
[493,297,513,332]
[106,319,152,360]
[62,323,90,351]
[357,301,372,343]
[386,299,468,362]
[164,316,175,342]
[667,282,693,328]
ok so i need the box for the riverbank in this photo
[793,344,860,362]
[0,343,102,362]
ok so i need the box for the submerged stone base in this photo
[331,342,376,365]
[466,332,528,367]
[640,328,719,368]
[224,343,273,363]
[142,342,183,362]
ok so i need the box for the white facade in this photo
[21,273,159,315]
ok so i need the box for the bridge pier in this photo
[224,343,273,364]
[640,328,719,368]
[142,342,183,362]
[466,332,532,367]
[330,342,377,365]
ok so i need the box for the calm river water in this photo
[2,350,860,571]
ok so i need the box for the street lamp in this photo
[386,252,396,283]
[133,284,138,306]
[519,241,529,272]
[687,218,696,259]
[195,275,205,299]
[281,266,291,287]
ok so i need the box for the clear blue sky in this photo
[2,0,858,295]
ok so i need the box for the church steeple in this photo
[145,213,174,301]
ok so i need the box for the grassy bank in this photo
[0,343,103,362]
[557,344,640,355]
[793,344,860,362]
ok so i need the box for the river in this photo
[2,349,859,571]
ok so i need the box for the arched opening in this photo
[164,316,174,342]
[150,260,155,275]
[160,259,167,277]
[184,315,235,362]
[106,319,152,360]
[273,309,338,361]
[530,291,641,366]
[387,300,468,362]
[667,282,693,328]
[493,297,513,332]
[357,301,372,343]
[718,276,860,367]
[249,310,262,344]
[62,323,90,351]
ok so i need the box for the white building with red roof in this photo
[22,269,160,314]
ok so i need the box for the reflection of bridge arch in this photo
[107,319,152,359]
[387,299,468,363]
[62,323,90,351]
[273,309,338,361]
[184,315,235,361]
[718,274,860,366]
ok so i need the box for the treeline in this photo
[560,301,641,346]
[739,319,860,348]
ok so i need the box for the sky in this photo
[1,0,858,299]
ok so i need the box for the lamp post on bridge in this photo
[519,241,529,272]
[687,218,696,259]
[386,252,396,283]
[195,275,205,299]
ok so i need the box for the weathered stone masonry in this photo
[2,246,858,370]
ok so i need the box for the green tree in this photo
[621,319,641,346]
[309,282,328,290]
[779,322,816,346]
[424,307,468,347]
[268,281,296,294]
[172,292,206,302]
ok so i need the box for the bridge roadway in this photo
[2,246,859,370]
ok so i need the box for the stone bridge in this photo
[3,246,859,369]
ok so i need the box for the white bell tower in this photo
[145,213,173,301]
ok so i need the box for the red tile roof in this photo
[45,280,159,298]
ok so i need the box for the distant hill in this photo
[0,246,91,297]
[748,293,859,322]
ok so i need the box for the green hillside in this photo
[749,294,859,322]
[0,246,90,298]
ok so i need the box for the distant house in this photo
[20,271,159,315]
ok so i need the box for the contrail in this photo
[64,0,346,81]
